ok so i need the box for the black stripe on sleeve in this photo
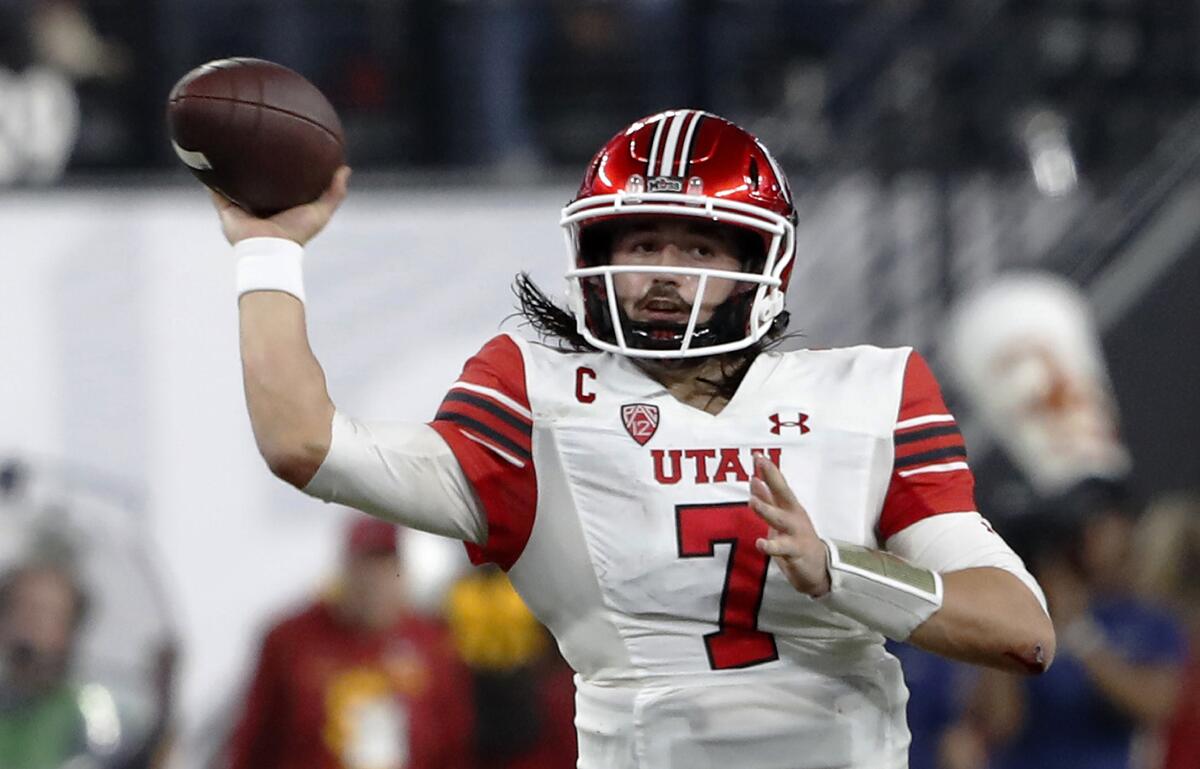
[894,445,968,470]
[442,392,532,434]
[894,424,962,446]
[434,412,532,461]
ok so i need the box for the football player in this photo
[213,110,1055,769]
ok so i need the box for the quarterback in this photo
[216,111,1054,769]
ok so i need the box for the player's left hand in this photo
[750,455,832,598]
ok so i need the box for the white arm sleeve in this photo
[302,411,487,544]
[886,512,1049,617]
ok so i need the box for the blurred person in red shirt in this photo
[223,513,474,769]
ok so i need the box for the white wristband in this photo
[235,237,306,303]
[818,538,944,641]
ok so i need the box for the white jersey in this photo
[425,333,980,769]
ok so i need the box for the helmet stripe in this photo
[676,111,705,177]
[646,115,668,178]
[657,110,690,177]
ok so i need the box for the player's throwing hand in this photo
[212,165,351,247]
[750,454,832,598]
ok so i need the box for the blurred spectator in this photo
[158,1,421,167]
[1134,494,1200,769]
[221,514,473,769]
[885,642,981,769]
[445,566,575,769]
[0,551,91,769]
[434,0,548,174]
[27,0,129,82]
[3,0,1193,177]
[0,0,142,184]
[0,1,82,185]
[968,490,1186,769]
[0,464,176,769]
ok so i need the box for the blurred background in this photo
[1,1,1198,769]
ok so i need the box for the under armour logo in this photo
[769,413,810,435]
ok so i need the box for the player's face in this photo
[609,220,746,325]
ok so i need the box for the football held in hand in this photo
[167,57,344,217]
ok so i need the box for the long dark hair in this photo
[510,272,794,400]
[511,272,592,352]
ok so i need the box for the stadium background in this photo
[1,1,1198,768]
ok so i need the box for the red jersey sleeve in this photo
[879,350,978,541]
[429,335,537,570]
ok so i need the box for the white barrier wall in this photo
[0,185,573,762]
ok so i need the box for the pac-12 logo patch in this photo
[621,404,660,446]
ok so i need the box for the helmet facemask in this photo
[562,197,795,360]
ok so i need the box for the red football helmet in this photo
[561,110,797,358]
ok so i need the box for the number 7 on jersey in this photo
[676,502,779,670]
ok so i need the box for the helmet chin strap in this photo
[625,320,718,350]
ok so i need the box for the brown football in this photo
[167,58,344,217]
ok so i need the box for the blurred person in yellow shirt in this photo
[446,567,576,769]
